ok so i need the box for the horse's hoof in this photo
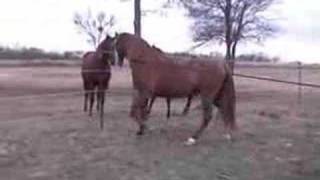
[136,130,144,136]
[136,128,146,136]
[224,134,232,141]
[184,137,196,146]
[182,111,189,116]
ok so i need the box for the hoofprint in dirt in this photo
[0,65,319,180]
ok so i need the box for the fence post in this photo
[297,61,302,105]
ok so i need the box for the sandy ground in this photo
[0,65,320,180]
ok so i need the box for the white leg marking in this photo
[224,133,232,141]
[184,137,196,146]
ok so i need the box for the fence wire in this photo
[0,89,132,101]
[1,66,320,101]
[233,73,320,88]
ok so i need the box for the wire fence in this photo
[1,62,320,103]
[234,62,320,105]
[233,73,320,88]
[0,89,132,101]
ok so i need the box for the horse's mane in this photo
[119,33,154,50]
[151,45,163,53]
[116,33,224,68]
[117,33,166,59]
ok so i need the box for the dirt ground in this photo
[0,65,319,180]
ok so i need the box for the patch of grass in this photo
[156,144,251,180]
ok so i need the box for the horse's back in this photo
[144,57,227,97]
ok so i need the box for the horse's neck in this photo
[94,53,110,69]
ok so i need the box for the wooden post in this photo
[297,61,302,105]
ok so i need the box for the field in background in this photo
[0,63,320,180]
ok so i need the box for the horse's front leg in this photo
[131,90,149,136]
[89,91,95,116]
[97,88,106,130]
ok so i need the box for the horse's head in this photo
[97,33,126,67]
[97,34,117,66]
[113,32,126,67]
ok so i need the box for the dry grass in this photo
[0,64,319,180]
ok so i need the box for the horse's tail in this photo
[216,63,237,130]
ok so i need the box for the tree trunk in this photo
[228,3,248,73]
[229,42,238,73]
[225,42,234,73]
[134,0,141,37]
[224,0,234,73]
[225,42,232,60]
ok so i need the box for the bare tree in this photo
[120,0,142,37]
[121,0,169,37]
[167,0,279,71]
[74,9,115,49]
[134,0,142,37]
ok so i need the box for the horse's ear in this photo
[106,34,111,39]
[114,32,119,39]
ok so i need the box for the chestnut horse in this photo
[81,36,114,129]
[146,94,193,118]
[122,45,193,118]
[99,33,236,145]
[146,45,193,118]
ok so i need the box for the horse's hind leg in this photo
[83,80,89,112]
[96,92,100,112]
[166,98,171,119]
[185,96,213,145]
[84,91,88,112]
[89,90,95,116]
[146,95,156,115]
[217,95,236,141]
[215,76,236,141]
[182,95,193,115]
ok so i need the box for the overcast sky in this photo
[0,0,319,63]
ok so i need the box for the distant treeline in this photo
[169,52,280,63]
[0,46,82,60]
[0,46,280,63]
[237,53,280,63]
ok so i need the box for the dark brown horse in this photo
[81,36,114,129]
[99,33,236,145]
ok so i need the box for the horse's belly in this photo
[155,91,190,98]
[152,76,196,97]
